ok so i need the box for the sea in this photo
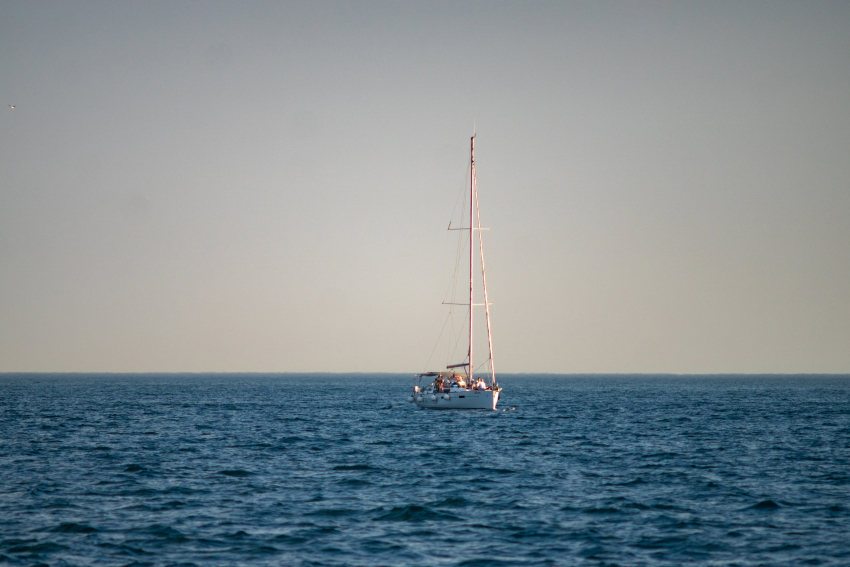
[1,374,848,566]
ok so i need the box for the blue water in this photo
[1,374,849,566]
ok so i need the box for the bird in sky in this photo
[8,105,15,109]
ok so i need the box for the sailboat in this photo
[409,135,501,410]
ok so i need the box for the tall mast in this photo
[469,135,475,380]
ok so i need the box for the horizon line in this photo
[1,371,848,377]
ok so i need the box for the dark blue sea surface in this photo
[1,374,849,566]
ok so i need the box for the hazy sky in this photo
[2,1,849,373]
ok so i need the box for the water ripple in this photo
[1,373,849,566]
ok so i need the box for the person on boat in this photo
[475,378,487,390]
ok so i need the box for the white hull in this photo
[414,389,499,410]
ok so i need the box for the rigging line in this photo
[442,246,461,311]
[447,309,459,369]
[449,314,467,371]
[443,182,467,305]
[448,227,464,300]
[441,202,451,304]
[437,153,475,373]
[446,215,466,307]
[435,225,465,371]
[423,308,454,372]
[448,309,468,370]
[434,171,473,371]
[445,309,452,368]
[475,176,496,384]
[444,160,470,284]
[472,360,490,376]
[448,161,471,230]
[440,160,470,307]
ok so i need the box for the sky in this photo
[1,1,849,373]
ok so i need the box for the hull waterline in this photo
[414,389,499,410]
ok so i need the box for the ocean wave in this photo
[2,373,848,566]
